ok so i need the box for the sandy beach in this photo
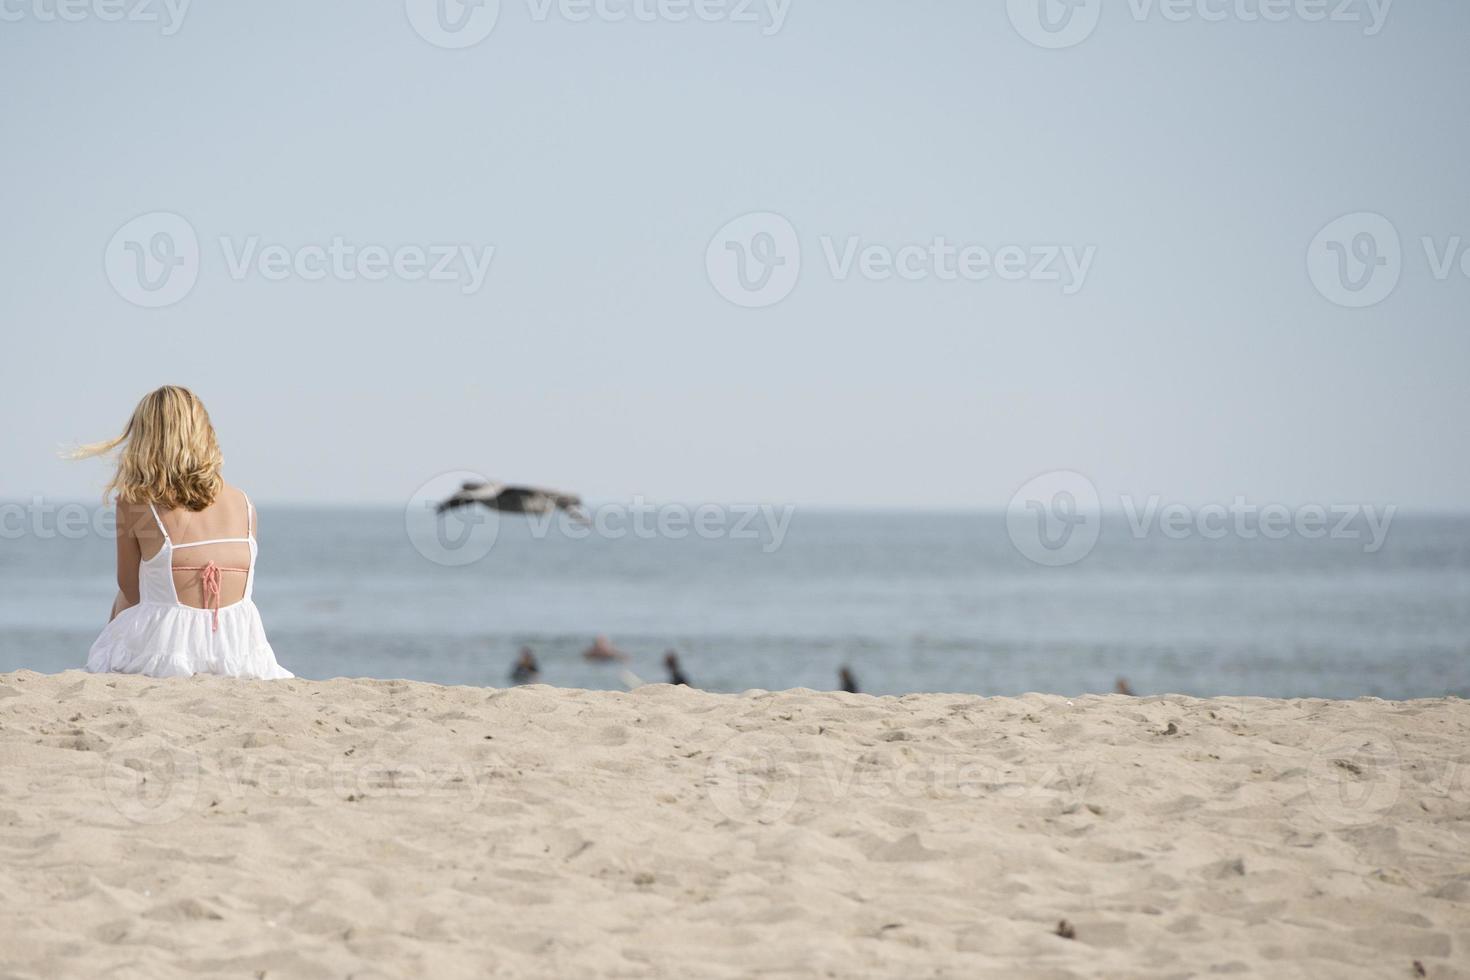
[1,670,1467,978]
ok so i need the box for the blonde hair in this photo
[73,386,224,511]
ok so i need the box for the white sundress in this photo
[86,492,293,680]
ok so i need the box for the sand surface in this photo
[1,670,1467,979]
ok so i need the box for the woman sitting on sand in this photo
[76,386,292,680]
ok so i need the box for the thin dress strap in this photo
[241,490,254,539]
[147,502,171,543]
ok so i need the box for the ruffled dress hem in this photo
[86,600,293,681]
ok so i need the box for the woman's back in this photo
[80,386,291,680]
[135,485,255,610]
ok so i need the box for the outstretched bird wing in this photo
[435,481,505,514]
[434,480,588,521]
[495,486,589,520]
[555,493,590,524]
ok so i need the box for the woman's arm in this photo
[110,500,142,622]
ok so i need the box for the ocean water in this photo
[1,507,1468,699]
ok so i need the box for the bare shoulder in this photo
[224,482,258,529]
[114,498,153,539]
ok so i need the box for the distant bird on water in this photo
[839,666,860,694]
[582,635,629,663]
[436,480,589,523]
[664,650,691,687]
[510,647,540,685]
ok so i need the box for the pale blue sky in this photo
[2,0,1467,509]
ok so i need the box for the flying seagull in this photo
[435,481,589,523]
